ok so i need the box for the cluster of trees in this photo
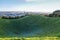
[49,10,60,17]
[1,14,27,19]
[2,16,19,19]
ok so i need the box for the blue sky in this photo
[0,0,60,12]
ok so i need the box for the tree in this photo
[53,10,60,17]
[49,14,53,17]
[48,10,60,17]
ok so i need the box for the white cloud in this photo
[25,0,42,2]
[0,4,60,12]
[0,0,60,12]
[25,0,58,2]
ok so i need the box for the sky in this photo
[0,0,60,12]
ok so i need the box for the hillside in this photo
[0,15,60,37]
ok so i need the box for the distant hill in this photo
[0,15,60,37]
[0,11,50,16]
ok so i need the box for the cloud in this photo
[0,0,60,12]
[25,0,40,2]
[25,0,58,2]
[0,2,60,12]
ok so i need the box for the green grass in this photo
[0,37,60,40]
[0,15,60,37]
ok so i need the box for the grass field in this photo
[0,37,60,40]
[0,15,60,39]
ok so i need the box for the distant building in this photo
[1,12,26,19]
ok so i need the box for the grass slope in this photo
[0,15,60,37]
